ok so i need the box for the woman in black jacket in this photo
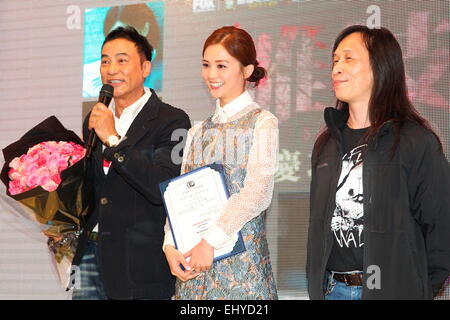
[306,25,450,300]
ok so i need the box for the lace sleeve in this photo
[203,112,279,249]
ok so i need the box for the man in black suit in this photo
[72,26,191,300]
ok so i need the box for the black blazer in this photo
[74,89,191,299]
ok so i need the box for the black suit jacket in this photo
[74,89,191,299]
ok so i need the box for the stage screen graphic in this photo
[82,2,164,98]
[0,0,448,300]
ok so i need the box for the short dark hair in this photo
[102,25,154,62]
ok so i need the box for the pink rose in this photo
[41,180,58,192]
[8,141,85,195]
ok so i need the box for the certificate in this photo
[159,164,245,261]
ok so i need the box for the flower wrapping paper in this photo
[0,116,93,287]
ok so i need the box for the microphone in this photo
[86,84,114,158]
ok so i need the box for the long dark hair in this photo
[315,25,442,155]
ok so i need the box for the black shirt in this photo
[326,125,368,272]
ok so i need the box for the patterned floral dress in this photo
[173,108,278,300]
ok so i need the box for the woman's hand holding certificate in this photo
[164,245,199,281]
[184,238,215,273]
[159,164,245,265]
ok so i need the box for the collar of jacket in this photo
[324,107,395,149]
[324,107,348,140]
[112,88,161,149]
[142,88,161,122]
[92,88,162,165]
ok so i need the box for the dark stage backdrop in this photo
[0,0,448,299]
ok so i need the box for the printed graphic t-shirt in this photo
[326,124,368,272]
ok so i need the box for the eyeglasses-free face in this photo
[332,32,374,109]
[202,44,253,107]
[100,38,151,107]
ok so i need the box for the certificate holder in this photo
[159,164,245,261]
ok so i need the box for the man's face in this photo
[332,32,374,109]
[100,38,151,106]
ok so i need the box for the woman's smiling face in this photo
[202,44,253,106]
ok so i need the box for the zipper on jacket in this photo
[359,127,390,299]
[361,154,372,299]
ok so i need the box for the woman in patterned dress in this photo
[163,26,278,300]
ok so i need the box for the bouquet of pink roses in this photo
[1,116,92,287]
[8,141,85,195]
